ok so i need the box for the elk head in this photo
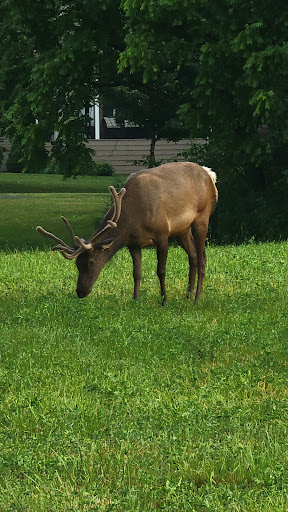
[36,186,126,298]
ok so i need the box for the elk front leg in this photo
[156,237,169,304]
[128,246,142,299]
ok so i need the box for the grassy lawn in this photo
[0,173,128,194]
[0,241,288,511]
[0,193,110,250]
[0,173,129,250]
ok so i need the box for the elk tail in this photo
[202,166,217,185]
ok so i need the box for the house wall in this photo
[85,138,202,173]
[0,138,205,174]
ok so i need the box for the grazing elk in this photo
[37,162,218,303]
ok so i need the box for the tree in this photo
[0,0,192,175]
[120,0,288,172]
[1,0,288,210]
[100,70,189,167]
[120,0,288,241]
[0,0,123,176]
[0,0,188,175]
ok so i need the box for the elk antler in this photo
[36,186,126,259]
[79,186,126,250]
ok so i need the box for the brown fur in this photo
[76,162,218,302]
[38,162,218,303]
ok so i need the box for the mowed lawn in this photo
[0,193,110,250]
[0,173,127,194]
[0,173,127,250]
[0,239,288,511]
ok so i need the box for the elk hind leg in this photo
[176,231,197,298]
[155,237,169,304]
[192,217,209,300]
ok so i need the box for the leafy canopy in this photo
[0,0,287,182]
[120,0,288,173]
[0,0,123,176]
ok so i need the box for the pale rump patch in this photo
[202,166,217,184]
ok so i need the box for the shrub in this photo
[6,142,49,173]
[78,161,115,177]
[0,145,4,170]
[42,159,115,177]
[179,142,288,244]
[5,145,24,173]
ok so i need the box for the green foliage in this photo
[45,154,115,177]
[78,161,115,177]
[121,0,288,194]
[50,137,98,178]
[0,145,4,169]
[5,140,49,174]
[180,142,288,243]
[133,155,164,168]
[0,241,288,510]
[5,144,24,173]
[0,0,123,177]
[1,0,287,203]
[100,69,190,166]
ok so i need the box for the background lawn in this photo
[0,173,128,250]
[0,173,128,194]
[0,193,110,250]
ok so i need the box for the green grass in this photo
[0,193,110,250]
[1,241,288,511]
[0,172,129,251]
[0,173,128,194]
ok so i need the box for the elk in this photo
[37,162,218,303]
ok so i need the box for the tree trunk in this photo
[148,134,157,168]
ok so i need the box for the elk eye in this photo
[88,259,95,269]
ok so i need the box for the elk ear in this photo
[93,238,115,251]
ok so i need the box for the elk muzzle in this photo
[76,287,91,299]
[76,273,93,298]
